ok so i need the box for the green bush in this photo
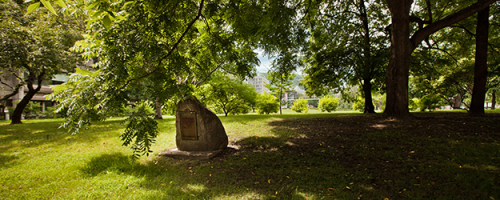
[43,106,57,118]
[418,95,442,112]
[291,99,309,113]
[409,98,419,111]
[318,96,339,112]
[352,96,364,112]
[256,92,279,114]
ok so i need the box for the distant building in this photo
[245,76,270,94]
[0,70,66,117]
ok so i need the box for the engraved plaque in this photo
[180,111,198,140]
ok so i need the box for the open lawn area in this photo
[1,111,499,199]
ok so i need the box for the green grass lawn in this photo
[0,111,499,199]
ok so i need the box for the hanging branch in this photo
[117,0,205,91]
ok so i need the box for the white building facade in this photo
[245,76,270,94]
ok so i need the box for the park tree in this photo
[384,0,497,117]
[470,0,490,114]
[197,74,257,116]
[302,0,389,114]
[0,0,83,124]
[49,0,268,156]
[406,1,500,112]
[265,54,298,114]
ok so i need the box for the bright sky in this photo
[256,51,271,73]
[255,50,304,75]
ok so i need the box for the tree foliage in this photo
[302,0,389,114]
[0,0,83,124]
[318,96,339,112]
[49,0,279,156]
[265,62,297,114]
[197,74,257,116]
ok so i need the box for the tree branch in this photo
[161,0,205,61]
[410,0,497,50]
[117,0,205,91]
[427,46,459,63]
[0,82,24,102]
[195,60,225,87]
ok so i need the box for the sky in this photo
[256,51,272,73]
[255,50,304,74]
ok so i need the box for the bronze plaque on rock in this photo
[180,111,198,140]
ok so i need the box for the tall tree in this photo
[302,0,389,113]
[265,52,298,115]
[50,0,264,156]
[384,0,496,118]
[470,0,490,114]
[0,0,82,124]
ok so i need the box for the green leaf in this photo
[103,15,111,29]
[26,2,40,14]
[122,1,135,9]
[86,2,99,10]
[55,0,68,9]
[40,0,57,15]
[91,10,104,18]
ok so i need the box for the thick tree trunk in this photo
[384,0,413,118]
[362,79,375,113]
[11,88,38,124]
[492,90,496,110]
[470,3,489,115]
[154,97,163,119]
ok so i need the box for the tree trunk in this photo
[360,0,375,114]
[11,70,44,124]
[154,97,163,119]
[279,88,282,115]
[384,0,413,118]
[362,79,375,113]
[470,2,489,115]
[492,90,496,110]
[11,88,38,124]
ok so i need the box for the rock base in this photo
[159,148,223,160]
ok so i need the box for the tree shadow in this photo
[75,112,499,199]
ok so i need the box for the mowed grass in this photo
[0,110,499,199]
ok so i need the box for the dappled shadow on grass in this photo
[76,112,500,199]
[262,112,500,199]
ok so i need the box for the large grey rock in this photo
[175,97,228,151]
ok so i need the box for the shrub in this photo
[291,99,309,113]
[352,96,364,112]
[418,95,442,112]
[256,92,279,114]
[43,106,57,118]
[318,96,340,112]
[409,98,419,111]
